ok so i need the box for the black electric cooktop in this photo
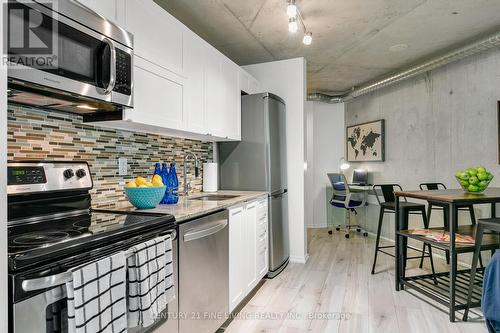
[8,210,175,271]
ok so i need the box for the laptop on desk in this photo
[350,169,368,186]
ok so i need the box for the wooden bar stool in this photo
[419,182,479,266]
[371,184,436,275]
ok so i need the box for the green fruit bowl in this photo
[455,167,494,194]
[124,186,166,209]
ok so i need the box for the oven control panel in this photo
[8,166,46,185]
[7,162,93,195]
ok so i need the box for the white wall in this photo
[244,58,308,263]
[304,102,314,228]
[345,46,500,238]
[305,102,345,228]
[1,0,8,330]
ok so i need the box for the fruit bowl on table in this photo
[124,186,166,209]
[455,166,494,194]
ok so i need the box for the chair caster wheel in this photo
[328,230,333,235]
[357,228,361,232]
[345,234,350,239]
[363,232,368,237]
[335,227,340,231]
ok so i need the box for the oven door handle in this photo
[21,228,177,292]
[22,272,73,292]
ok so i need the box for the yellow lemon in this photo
[127,181,137,187]
[152,179,164,187]
[135,177,147,185]
[144,181,154,187]
[152,174,162,182]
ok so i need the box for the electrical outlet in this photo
[118,157,128,176]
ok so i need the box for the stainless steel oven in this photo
[8,162,178,333]
[12,228,178,333]
[7,0,133,115]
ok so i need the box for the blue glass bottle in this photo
[167,163,179,204]
[160,163,169,204]
[153,163,161,176]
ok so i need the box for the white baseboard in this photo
[289,254,309,264]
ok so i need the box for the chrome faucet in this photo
[183,151,199,198]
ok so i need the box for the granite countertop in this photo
[106,190,268,223]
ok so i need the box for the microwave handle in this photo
[101,38,116,95]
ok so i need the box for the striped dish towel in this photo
[66,252,127,333]
[127,235,175,328]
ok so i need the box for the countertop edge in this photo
[175,192,268,223]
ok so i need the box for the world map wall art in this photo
[346,119,385,162]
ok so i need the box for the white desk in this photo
[349,185,372,192]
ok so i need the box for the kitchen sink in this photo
[191,194,239,201]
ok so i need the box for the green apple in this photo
[459,172,470,181]
[477,172,488,181]
[455,171,463,178]
[479,180,489,188]
[467,168,478,176]
[487,172,494,181]
[477,166,487,174]
[460,180,469,188]
[469,176,479,185]
[468,184,479,192]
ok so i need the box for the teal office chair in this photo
[327,173,368,239]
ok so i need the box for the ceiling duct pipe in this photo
[307,92,344,104]
[307,30,500,103]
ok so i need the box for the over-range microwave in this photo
[7,0,133,118]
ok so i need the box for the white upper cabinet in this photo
[219,57,240,140]
[124,57,184,131]
[123,0,183,75]
[239,68,262,95]
[183,29,206,134]
[185,31,241,140]
[89,0,254,141]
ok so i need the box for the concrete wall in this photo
[305,101,345,228]
[1,0,8,330]
[244,58,308,263]
[345,46,500,238]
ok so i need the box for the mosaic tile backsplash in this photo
[8,105,214,208]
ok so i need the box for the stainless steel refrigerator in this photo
[218,92,289,278]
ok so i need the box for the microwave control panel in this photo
[114,49,132,96]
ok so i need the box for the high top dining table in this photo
[394,188,500,322]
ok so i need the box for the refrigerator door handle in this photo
[271,189,287,198]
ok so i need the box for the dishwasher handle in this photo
[183,219,228,242]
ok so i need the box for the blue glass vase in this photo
[166,163,179,204]
[160,163,169,204]
[153,162,161,176]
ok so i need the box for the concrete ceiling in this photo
[155,0,500,94]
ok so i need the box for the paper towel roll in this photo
[203,162,218,192]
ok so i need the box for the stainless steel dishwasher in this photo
[179,210,229,333]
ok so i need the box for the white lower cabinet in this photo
[228,206,245,311]
[243,201,257,291]
[228,197,268,312]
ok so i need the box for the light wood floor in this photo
[222,228,488,333]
